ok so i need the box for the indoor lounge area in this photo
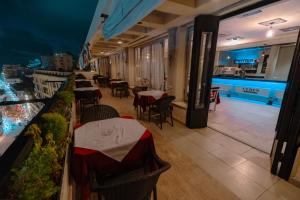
[2,0,300,200]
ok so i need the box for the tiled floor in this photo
[96,87,300,200]
[208,96,280,153]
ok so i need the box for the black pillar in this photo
[186,15,219,128]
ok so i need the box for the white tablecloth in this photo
[138,90,165,100]
[74,87,98,91]
[111,81,126,84]
[75,79,91,82]
[74,118,146,161]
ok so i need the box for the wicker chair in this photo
[132,86,148,117]
[148,96,175,129]
[75,81,92,88]
[90,154,171,200]
[80,104,120,123]
[98,77,109,87]
[75,74,86,79]
[115,82,129,99]
[76,90,101,114]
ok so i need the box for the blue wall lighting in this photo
[212,78,286,106]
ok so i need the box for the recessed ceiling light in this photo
[227,36,244,41]
[117,41,123,44]
[259,18,287,26]
[280,26,300,32]
[219,33,231,37]
[239,9,262,18]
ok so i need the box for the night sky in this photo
[0,0,98,66]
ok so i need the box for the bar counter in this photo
[212,77,287,105]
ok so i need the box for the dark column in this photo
[186,15,219,128]
[271,31,300,179]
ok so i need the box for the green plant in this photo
[25,124,42,148]
[58,91,74,105]
[12,146,60,200]
[40,113,68,143]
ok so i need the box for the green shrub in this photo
[12,146,60,200]
[40,113,68,143]
[25,124,42,148]
[58,91,74,105]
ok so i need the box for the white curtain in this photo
[109,50,128,81]
[150,42,165,90]
[141,46,151,82]
[135,41,166,90]
[98,57,110,77]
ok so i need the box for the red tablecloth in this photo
[71,116,156,200]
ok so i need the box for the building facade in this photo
[40,55,55,70]
[32,70,71,98]
[53,53,73,71]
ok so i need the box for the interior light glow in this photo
[266,27,274,38]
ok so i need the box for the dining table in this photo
[71,116,156,200]
[75,79,90,82]
[137,90,167,112]
[74,87,102,100]
[75,80,92,88]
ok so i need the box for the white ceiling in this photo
[218,0,300,50]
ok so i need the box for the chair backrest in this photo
[75,73,86,79]
[91,155,171,200]
[154,95,175,112]
[119,82,129,88]
[75,81,92,88]
[81,105,119,123]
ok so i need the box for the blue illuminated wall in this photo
[212,78,286,106]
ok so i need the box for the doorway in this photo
[186,0,299,154]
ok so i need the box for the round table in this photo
[137,90,167,112]
[138,90,166,100]
[74,87,99,91]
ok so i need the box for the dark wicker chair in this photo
[148,96,175,129]
[81,104,120,123]
[75,90,101,114]
[98,77,109,87]
[132,86,148,117]
[115,82,129,99]
[90,154,171,200]
[75,74,86,79]
[75,81,92,88]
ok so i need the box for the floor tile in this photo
[234,160,279,189]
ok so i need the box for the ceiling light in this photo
[239,10,262,18]
[259,18,287,27]
[117,41,123,44]
[266,27,274,38]
[280,26,300,33]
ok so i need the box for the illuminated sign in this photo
[235,86,270,97]
[234,59,256,64]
